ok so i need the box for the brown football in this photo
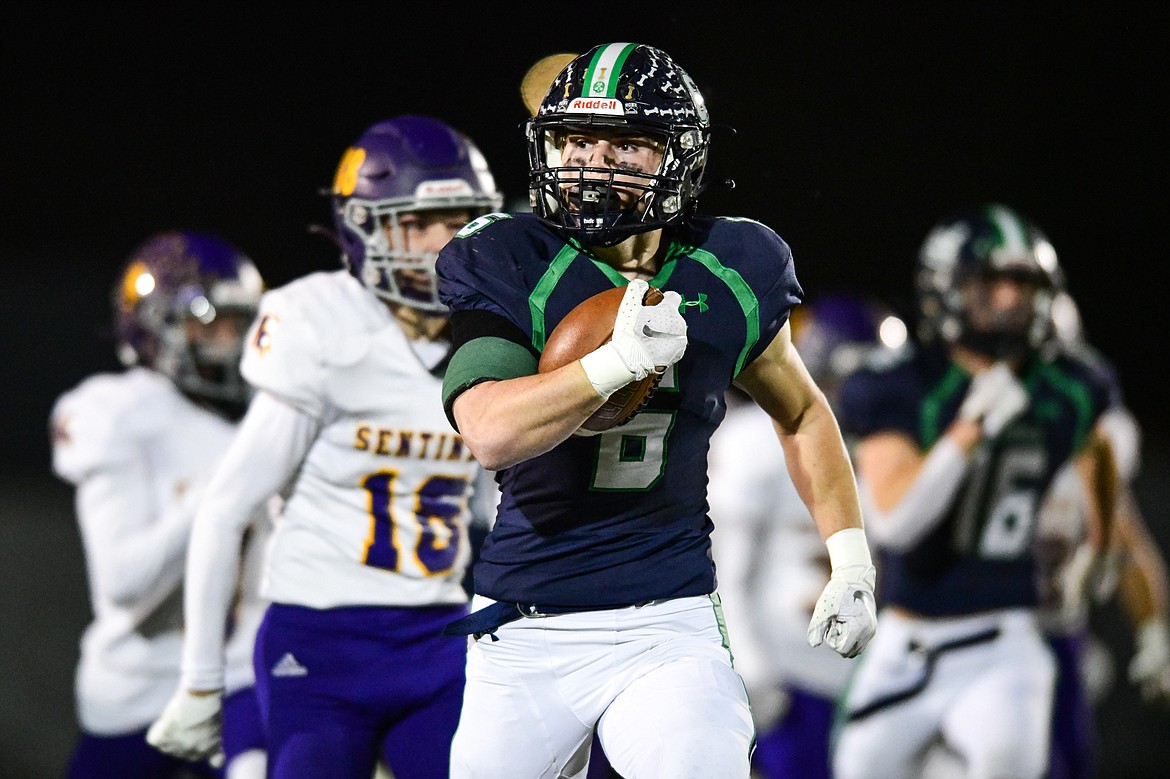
[538,285,666,433]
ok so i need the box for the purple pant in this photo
[222,685,265,769]
[66,729,217,779]
[753,686,836,779]
[1047,631,1095,779]
[254,601,468,779]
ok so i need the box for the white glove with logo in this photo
[146,688,225,767]
[1129,617,1170,703]
[807,528,878,658]
[580,279,688,397]
[958,362,1028,437]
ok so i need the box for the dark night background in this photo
[2,4,1168,777]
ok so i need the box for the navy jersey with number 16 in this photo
[837,345,1113,616]
[437,212,802,608]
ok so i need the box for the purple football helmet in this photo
[331,115,502,312]
[113,231,264,412]
[528,42,711,246]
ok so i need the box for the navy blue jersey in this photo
[1053,340,1124,411]
[837,345,1112,616]
[437,212,802,607]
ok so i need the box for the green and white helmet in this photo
[527,42,711,246]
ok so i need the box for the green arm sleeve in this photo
[442,336,539,431]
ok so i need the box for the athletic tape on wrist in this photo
[825,527,873,571]
[579,343,635,397]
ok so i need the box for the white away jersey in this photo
[241,270,480,608]
[50,368,266,734]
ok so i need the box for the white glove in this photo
[146,688,225,767]
[808,564,878,658]
[807,528,877,658]
[1129,617,1170,703]
[958,362,1028,437]
[579,279,688,396]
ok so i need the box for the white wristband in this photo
[579,343,636,398]
[825,527,873,571]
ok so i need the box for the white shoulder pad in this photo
[1098,406,1141,482]
[242,271,392,417]
[241,273,332,417]
[50,368,178,484]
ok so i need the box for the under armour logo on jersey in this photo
[679,293,709,313]
[271,652,308,678]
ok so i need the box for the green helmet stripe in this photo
[986,203,1028,253]
[583,43,638,98]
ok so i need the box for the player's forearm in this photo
[180,391,317,691]
[857,436,969,551]
[180,509,245,691]
[1077,430,1118,553]
[453,365,607,470]
[1117,493,1170,623]
[776,409,864,541]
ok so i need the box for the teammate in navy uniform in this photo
[436,42,877,779]
[831,204,1118,779]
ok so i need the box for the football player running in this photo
[1036,288,1170,779]
[146,116,503,779]
[708,294,908,779]
[831,204,1119,779]
[51,232,269,779]
[436,42,877,779]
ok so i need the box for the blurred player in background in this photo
[708,293,908,779]
[1036,287,1170,779]
[51,231,269,779]
[146,116,503,779]
[437,42,876,779]
[832,203,1119,779]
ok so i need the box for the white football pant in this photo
[450,594,754,778]
[833,608,1055,779]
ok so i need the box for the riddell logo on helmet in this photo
[567,97,623,116]
[416,179,475,198]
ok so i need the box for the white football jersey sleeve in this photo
[240,271,480,609]
[50,368,264,733]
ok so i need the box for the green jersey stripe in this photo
[529,244,582,352]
